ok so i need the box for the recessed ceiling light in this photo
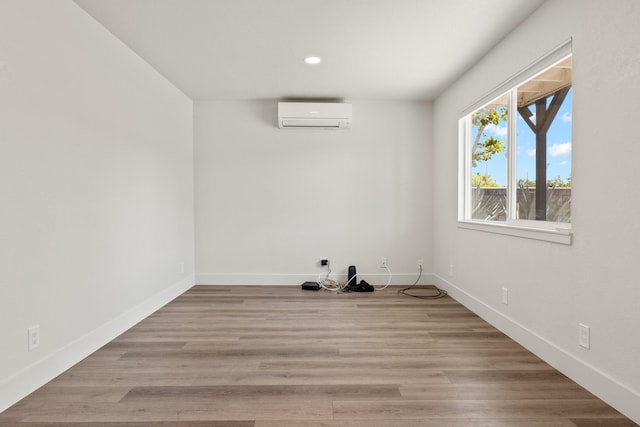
[304,56,321,65]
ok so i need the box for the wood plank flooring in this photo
[1,285,636,426]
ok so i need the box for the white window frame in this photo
[458,39,573,245]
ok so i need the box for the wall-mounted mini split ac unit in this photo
[278,102,352,129]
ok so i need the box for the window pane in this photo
[515,56,572,223]
[470,95,508,221]
[545,88,571,222]
[516,107,538,220]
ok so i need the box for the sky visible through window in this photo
[472,89,572,186]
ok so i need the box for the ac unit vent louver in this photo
[278,102,352,129]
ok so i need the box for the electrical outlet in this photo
[380,257,387,267]
[579,323,591,349]
[417,259,423,269]
[320,258,329,266]
[449,263,454,277]
[28,325,40,351]
[501,287,509,305]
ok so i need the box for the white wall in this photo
[432,0,640,422]
[195,100,432,285]
[0,1,194,411]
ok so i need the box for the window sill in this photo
[457,220,572,245]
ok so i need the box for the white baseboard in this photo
[433,274,640,424]
[196,272,434,286]
[0,274,195,413]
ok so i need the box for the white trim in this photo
[458,219,572,245]
[458,116,472,221]
[0,275,195,413]
[506,89,518,220]
[433,274,640,424]
[196,272,433,286]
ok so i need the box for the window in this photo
[458,41,572,243]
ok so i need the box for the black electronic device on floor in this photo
[345,265,374,292]
[301,281,320,291]
[347,265,357,288]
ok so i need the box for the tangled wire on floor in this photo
[397,265,448,299]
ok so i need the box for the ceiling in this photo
[73,0,546,101]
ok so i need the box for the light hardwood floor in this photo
[1,285,636,426]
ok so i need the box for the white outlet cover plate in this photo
[579,323,590,349]
[28,325,40,351]
[501,287,509,305]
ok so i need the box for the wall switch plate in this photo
[28,325,40,351]
[501,287,509,305]
[579,323,591,349]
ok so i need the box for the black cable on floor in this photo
[397,265,448,299]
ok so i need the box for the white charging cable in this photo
[317,262,342,291]
[375,263,392,290]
